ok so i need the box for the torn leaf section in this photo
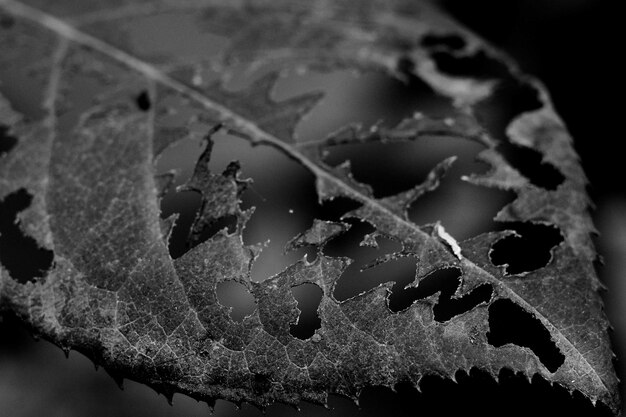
[285,219,350,253]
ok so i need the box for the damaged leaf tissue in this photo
[0,1,622,416]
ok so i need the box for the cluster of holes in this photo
[154,47,565,275]
[420,33,467,50]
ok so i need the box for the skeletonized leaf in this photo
[0,0,619,413]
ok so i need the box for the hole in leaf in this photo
[0,65,48,121]
[56,74,109,134]
[500,143,565,190]
[420,33,467,50]
[389,267,492,321]
[135,90,151,111]
[474,73,542,138]
[323,218,376,258]
[0,189,53,283]
[125,13,228,63]
[4,307,611,417]
[273,68,454,143]
[324,136,516,239]
[488,298,565,372]
[0,125,18,156]
[289,283,323,339]
[389,266,460,312]
[157,131,356,280]
[215,281,256,322]
[252,373,272,395]
[490,222,563,275]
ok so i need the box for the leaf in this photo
[0,0,619,414]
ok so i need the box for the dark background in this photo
[0,0,623,416]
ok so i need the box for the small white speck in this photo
[435,223,463,260]
[288,209,294,214]
[444,117,455,126]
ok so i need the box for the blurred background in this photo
[0,0,623,416]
